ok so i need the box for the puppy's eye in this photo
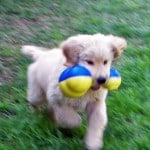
[86,60,94,65]
[103,60,108,65]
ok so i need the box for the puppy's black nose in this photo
[97,77,106,84]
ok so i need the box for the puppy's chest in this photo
[47,81,108,110]
[61,90,104,110]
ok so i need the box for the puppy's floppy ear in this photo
[109,35,127,58]
[61,38,84,66]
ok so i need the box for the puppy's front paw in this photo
[85,135,103,150]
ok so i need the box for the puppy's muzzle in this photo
[91,76,107,90]
[97,77,106,84]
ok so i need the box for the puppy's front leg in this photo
[85,97,108,150]
[48,104,81,128]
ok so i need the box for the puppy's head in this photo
[61,33,127,90]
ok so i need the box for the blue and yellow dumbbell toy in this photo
[59,65,92,98]
[59,65,121,98]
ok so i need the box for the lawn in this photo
[0,0,150,150]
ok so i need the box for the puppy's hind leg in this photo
[27,65,45,109]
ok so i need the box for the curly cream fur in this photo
[22,33,127,150]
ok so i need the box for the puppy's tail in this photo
[21,45,46,61]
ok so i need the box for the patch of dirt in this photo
[0,57,19,86]
[0,16,53,46]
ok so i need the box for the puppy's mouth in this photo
[91,84,101,91]
[91,76,108,91]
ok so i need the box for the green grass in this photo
[0,0,150,149]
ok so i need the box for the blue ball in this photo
[59,65,92,81]
[110,68,121,78]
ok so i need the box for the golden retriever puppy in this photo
[22,33,127,150]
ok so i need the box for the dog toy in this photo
[59,66,121,98]
[102,68,121,90]
[59,65,92,98]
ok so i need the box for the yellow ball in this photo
[102,68,121,90]
[59,77,92,98]
[102,77,121,90]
